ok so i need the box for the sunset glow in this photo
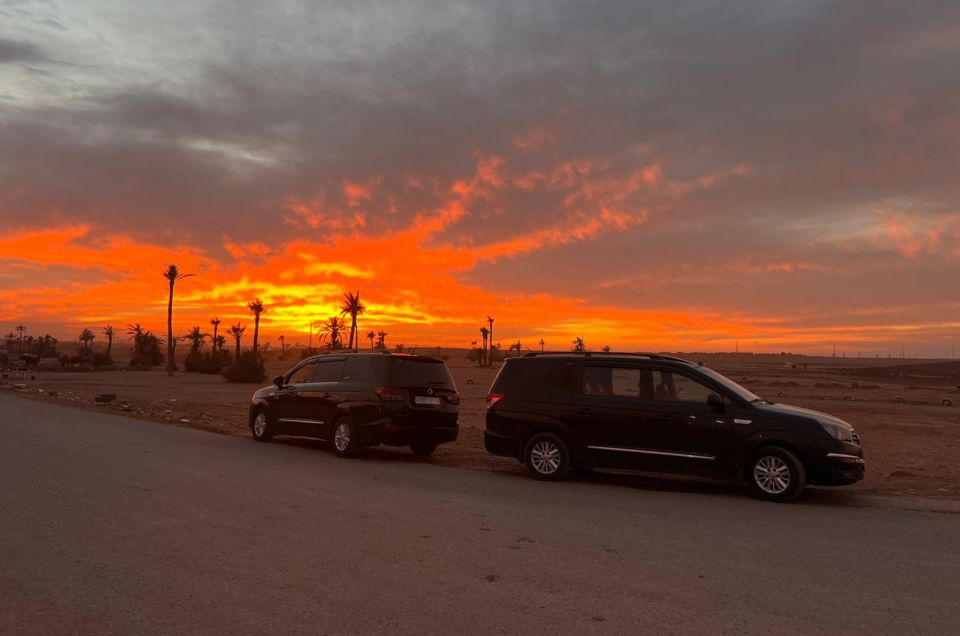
[2,2,959,355]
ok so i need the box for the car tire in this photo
[747,446,806,502]
[251,408,274,442]
[331,417,360,458]
[524,432,570,481]
[410,443,438,457]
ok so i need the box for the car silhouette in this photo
[485,353,864,502]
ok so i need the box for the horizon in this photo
[2,2,959,356]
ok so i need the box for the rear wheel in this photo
[524,433,570,481]
[331,417,360,458]
[410,443,438,457]
[747,446,806,502]
[251,409,273,442]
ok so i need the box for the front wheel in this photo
[251,409,274,442]
[524,433,570,481]
[747,446,806,502]
[331,417,360,458]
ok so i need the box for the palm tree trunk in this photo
[253,315,260,352]
[235,338,241,359]
[166,281,174,375]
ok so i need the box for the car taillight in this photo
[445,393,461,405]
[486,393,505,410]
[375,387,406,402]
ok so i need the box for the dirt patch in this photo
[3,354,959,503]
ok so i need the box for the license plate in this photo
[414,396,442,406]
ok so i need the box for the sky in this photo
[1,0,959,356]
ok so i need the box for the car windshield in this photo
[695,366,765,403]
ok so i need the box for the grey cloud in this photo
[1,0,959,296]
[0,37,46,63]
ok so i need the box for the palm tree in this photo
[247,299,266,352]
[367,331,376,349]
[79,329,95,352]
[163,264,195,375]
[340,291,365,350]
[210,317,221,352]
[377,330,387,350]
[278,334,286,352]
[214,334,226,353]
[538,338,545,352]
[15,325,26,353]
[127,323,144,347]
[103,325,115,358]
[319,316,345,348]
[480,326,490,367]
[183,326,208,354]
[229,322,246,359]
[572,336,585,352]
[487,316,494,368]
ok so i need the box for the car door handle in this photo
[575,407,593,415]
[322,392,332,399]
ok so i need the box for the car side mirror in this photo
[273,375,285,388]
[707,392,725,409]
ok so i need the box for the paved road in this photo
[2,393,959,635]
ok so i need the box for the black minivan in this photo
[484,353,864,502]
[249,352,459,457]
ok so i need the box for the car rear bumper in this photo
[359,417,458,447]
[484,429,521,460]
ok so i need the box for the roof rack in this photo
[522,351,694,363]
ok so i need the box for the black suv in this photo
[249,352,459,457]
[484,353,864,502]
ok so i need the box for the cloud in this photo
[0,38,46,63]
[2,1,960,353]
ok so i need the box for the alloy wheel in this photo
[530,440,562,475]
[753,455,791,494]
[334,421,351,452]
[253,412,268,437]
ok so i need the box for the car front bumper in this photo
[807,441,865,486]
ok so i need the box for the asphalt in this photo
[1,392,959,635]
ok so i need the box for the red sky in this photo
[1,2,959,356]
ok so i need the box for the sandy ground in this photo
[3,351,959,503]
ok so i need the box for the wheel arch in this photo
[740,434,810,483]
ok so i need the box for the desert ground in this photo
[3,350,959,504]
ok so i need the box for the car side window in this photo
[582,366,642,398]
[313,359,345,383]
[340,356,374,382]
[287,362,317,385]
[650,370,715,404]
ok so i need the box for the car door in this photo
[568,363,654,469]
[290,357,346,438]
[633,364,735,475]
[272,360,319,433]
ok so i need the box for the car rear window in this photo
[371,357,455,388]
[491,358,578,397]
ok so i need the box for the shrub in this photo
[129,333,164,368]
[89,352,114,368]
[186,350,231,374]
[223,351,266,383]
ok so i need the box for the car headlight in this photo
[819,419,853,441]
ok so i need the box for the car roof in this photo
[302,351,444,363]
[519,352,697,365]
